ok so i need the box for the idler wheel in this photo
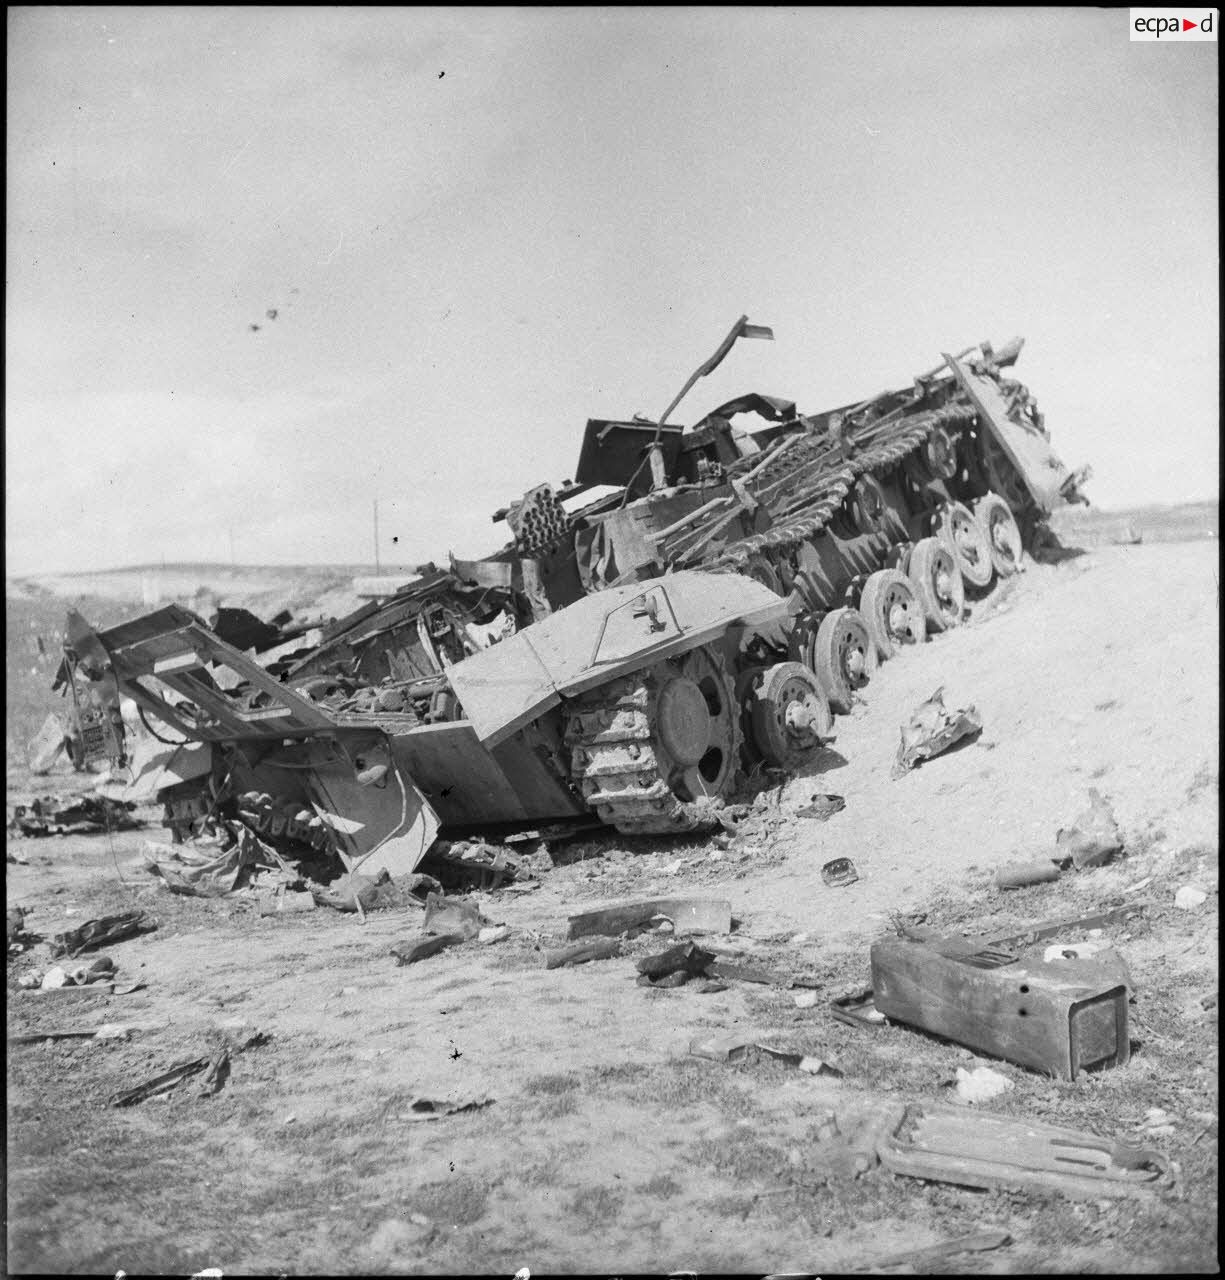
[656,676,712,768]
[859,569,926,660]
[907,536,965,631]
[974,492,1024,577]
[748,662,832,771]
[811,607,876,714]
[936,500,994,589]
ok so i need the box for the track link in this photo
[563,658,738,836]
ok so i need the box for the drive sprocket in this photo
[562,645,741,834]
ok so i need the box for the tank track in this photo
[563,671,713,836]
[713,401,978,569]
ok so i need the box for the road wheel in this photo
[907,536,965,631]
[936,500,994,588]
[974,492,1024,577]
[810,607,876,713]
[747,662,832,771]
[860,569,926,660]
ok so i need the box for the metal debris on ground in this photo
[398,1095,494,1121]
[419,840,521,892]
[10,1021,155,1046]
[40,955,116,990]
[870,923,1133,1079]
[636,941,717,983]
[891,687,983,778]
[995,858,1062,889]
[543,938,622,969]
[108,1024,268,1106]
[422,892,489,940]
[390,933,466,965]
[856,1227,1012,1272]
[688,1034,842,1076]
[705,958,821,989]
[1055,788,1124,869]
[795,793,846,821]
[144,827,286,898]
[110,1057,214,1106]
[876,1102,1173,1198]
[565,897,732,941]
[821,857,859,888]
[8,794,141,837]
[51,911,149,958]
[311,870,401,915]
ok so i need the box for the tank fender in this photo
[448,570,790,747]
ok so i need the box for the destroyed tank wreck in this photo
[479,320,1087,712]
[56,319,1087,883]
[60,569,832,883]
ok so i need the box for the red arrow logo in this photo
[1182,18,1198,30]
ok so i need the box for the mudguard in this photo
[447,569,790,747]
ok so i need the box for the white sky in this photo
[6,6,1219,575]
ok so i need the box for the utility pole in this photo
[373,498,381,574]
[229,527,236,567]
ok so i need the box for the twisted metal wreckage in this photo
[55,319,1088,886]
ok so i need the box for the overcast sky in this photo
[6,7,1218,575]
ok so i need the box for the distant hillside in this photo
[4,561,431,623]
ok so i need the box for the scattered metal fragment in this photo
[639,969,690,988]
[795,793,846,821]
[110,1057,213,1106]
[856,1228,1012,1272]
[543,938,621,969]
[198,1046,231,1096]
[399,1095,494,1122]
[821,857,859,888]
[871,929,1132,1079]
[892,687,982,778]
[995,858,1061,889]
[51,911,149,959]
[1055,789,1123,869]
[422,892,488,940]
[565,897,732,941]
[705,959,821,989]
[9,794,140,837]
[9,1022,152,1046]
[983,901,1150,951]
[636,941,717,981]
[876,1102,1173,1198]
[688,1034,841,1076]
[390,933,466,965]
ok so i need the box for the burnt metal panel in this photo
[575,420,683,492]
[944,353,1074,512]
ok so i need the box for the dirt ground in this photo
[6,540,1219,1275]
